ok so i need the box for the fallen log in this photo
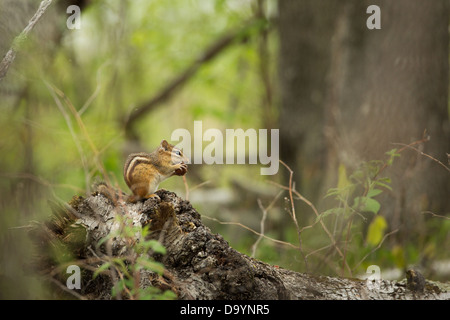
[31,186,450,300]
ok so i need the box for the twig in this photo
[202,215,300,250]
[45,81,114,193]
[374,135,430,180]
[45,81,91,192]
[0,0,53,81]
[341,216,353,275]
[279,161,299,230]
[182,176,189,201]
[46,276,87,300]
[0,172,84,194]
[352,229,399,273]
[305,244,333,259]
[421,211,450,220]
[79,61,111,116]
[278,160,308,271]
[183,180,212,201]
[124,19,262,136]
[391,142,450,174]
[114,266,133,300]
[304,244,343,273]
[251,190,284,258]
[269,178,352,276]
[189,180,211,192]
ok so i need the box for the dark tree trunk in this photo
[278,0,339,203]
[278,0,449,244]
[324,0,450,241]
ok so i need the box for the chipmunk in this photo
[123,140,189,203]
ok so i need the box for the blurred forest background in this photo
[0,0,449,299]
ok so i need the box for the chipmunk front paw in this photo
[174,163,188,176]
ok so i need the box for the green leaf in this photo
[367,188,383,198]
[385,148,399,156]
[155,290,177,300]
[385,148,401,166]
[148,240,167,255]
[374,180,392,191]
[111,258,131,278]
[136,257,165,275]
[93,262,111,279]
[141,225,150,238]
[324,165,355,200]
[96,234,112,248]
[353,197,381,214]
[364,198,381,214]
[137,239,167,255]
[337,164,350,189]
[366,215,388,246]
[112,278,133,297]
[324,187,340,198]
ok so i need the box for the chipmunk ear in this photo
[160,139,170,151]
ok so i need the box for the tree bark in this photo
[32,187,450,300]
[278,0,338,204]
[324,0,450,242]
[278,0,450,247]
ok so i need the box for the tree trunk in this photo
[277,0,338,203]
[31,187,450,300]
[278,0,450,245]
[325,0,450,242]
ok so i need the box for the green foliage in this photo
[0,0,282,298]
[94,215,175,300]
[310,148,403,274]
[321,149,400,221]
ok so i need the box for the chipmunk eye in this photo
[175,150,181,156]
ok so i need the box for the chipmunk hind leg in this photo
[127,181,148,203]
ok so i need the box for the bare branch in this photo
[421,211,450,220]
[279,160,309,271]
[252,190,284,257]
[352,229,399,273]
[391,142,450,174]
[0,0,53,81]
[202,214,300,250]
[269,176,352,276]
[123,19,263,136]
